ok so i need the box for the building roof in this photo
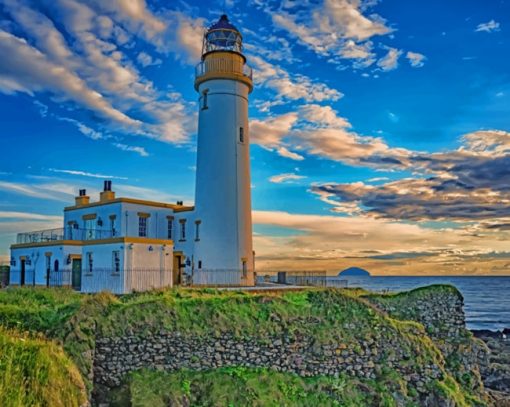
[64,197,195,212]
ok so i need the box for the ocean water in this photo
[330,276,510,331]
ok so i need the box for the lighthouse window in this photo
[239,127,244,143]
[201,89,208,110]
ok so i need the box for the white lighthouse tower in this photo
[193,15,254,285]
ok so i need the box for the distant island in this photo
[338,267,371,277]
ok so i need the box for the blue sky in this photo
[0,0,509,274]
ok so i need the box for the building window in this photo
[54,260,59,272]
[242,260,247,277]
[86,252,93,273]
[179,220,186,241]
[239,127,244,143]
[198,260,202,269]
[138,217,148,237]
[84,219,95,240]
[202,89,209,110]
[110,215,116,237]
[195,220,201,241]
[167,218,174,239]
[112,251,120,273]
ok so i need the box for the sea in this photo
[329,276,510,332]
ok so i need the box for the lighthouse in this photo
[193,15,254,285]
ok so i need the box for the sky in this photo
[0,0,509,275]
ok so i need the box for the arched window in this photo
[54,259,59,272]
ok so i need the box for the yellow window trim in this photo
[82,214,97,220]
[137,212,151,218]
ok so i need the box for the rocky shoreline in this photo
[473,329,510,405]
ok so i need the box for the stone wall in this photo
[95,330,442,392]
[367,285,466,340]
[91,286,488,404]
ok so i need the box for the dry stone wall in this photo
[91,286,487,404]
[95,330,443,392]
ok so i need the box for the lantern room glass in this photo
[204,29,243,54]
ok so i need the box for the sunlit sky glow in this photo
[0,0,509,275]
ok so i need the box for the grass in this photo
[0,327,87,407]
[0,285,489,406]
[124,367,418,407]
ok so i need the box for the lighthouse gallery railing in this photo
[195,58,252,80]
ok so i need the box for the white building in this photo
[9,15,255,293]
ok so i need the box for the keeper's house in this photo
[9,182,194,294]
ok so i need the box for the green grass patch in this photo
[0,327,87,407]
[125,367,415,407]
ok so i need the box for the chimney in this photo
[75,189,90,206]
[100,180,115,202]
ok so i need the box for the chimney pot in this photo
[100,180,115,202]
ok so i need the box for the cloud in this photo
[406,51,426,68]
[250,55,343,102]
[57,117,105,140]
[251,104,412,167]
[112,143,149,157]
[0,0,195,145]
[377,47,402,71]
[49,169,128,180]
[156,11,206,64]
[0,212,62,221]
[310,130,510,221]
[475,20,500,33]
[252,210,510,274]
[250,112,298,147]
[275,147,304,161]
[0,180,76,201]
[136,51,162,67]
[268,0,392,68]
[0,29,140,126]
[269,173,307,183]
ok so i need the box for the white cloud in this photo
[0,180,75,201]
[57,117,105,140]
[112,143,149,157]
[0,212,62,221]
[377,47,402,71]
[250,55,342,103]
[276,147,304,161]
[137,51,162,67]
[406,51,426,68]
[268,0,392,68]
[49,169,128,180]
[250,112,298,148]
[269,173,307,183]
[0,0,195,146]
[475,20,500,33]
[0,30,141,127]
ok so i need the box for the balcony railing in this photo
[16,228,115,244]
[195,58,253,81]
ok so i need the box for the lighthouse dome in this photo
[203,14,243,55]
